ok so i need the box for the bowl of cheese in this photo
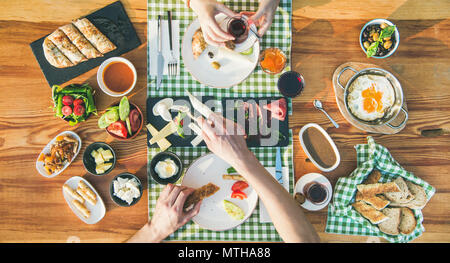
[83,142,116,176]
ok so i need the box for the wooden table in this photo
[0,0,448,243]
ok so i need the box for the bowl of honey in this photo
[258,47,287,75]
[97,57,137,97]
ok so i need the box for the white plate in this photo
[181,153,258,231]
[35,131,81,178]
[181,14,260,88]
[293,173,332,211]
[62,176,106,224]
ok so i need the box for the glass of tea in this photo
[303,182,329,205]
[226,16,249,44]
[97,57,137,97]
[259,47,287,75]
[277,71,304,98]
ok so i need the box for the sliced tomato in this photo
[231,181,249,192]
[231,190,247,200]
[107,120,128,138]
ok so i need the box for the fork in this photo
[167,10,178,77]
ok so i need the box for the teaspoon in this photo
[313,100,339,128]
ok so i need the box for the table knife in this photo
[275,147,283,184]
[156,15,164,90]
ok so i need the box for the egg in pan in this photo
[347,74,395,121]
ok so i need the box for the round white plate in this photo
[181,14,260,88]
[181,153,258,231]
[62,176,106,224]
[35,131,81,178]
[293,173,332,211]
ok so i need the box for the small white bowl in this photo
[293,173,332,211]
[97,57,137,97]
[299,123,340,172]
[359,18,400,59]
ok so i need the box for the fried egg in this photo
[155,158,179,179]
[347,74,395,121]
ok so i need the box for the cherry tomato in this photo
[73,104,85,116]
[231,190,247,200]
[62,105,72,116]
[107,120,128,138]
[62,95,74,106]
[73,98,84,106]
[231,181,249,192]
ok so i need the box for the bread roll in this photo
[356,182,400,196]
[72,199,90,218]
[63,184,84,203]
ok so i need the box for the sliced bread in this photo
[364,169,382,184]
[352,201,389,224]
[356,191,390,210]
[405,181,428,209]
[378,207,401,235]
[356,182,400,196]
[384,177,414,204]
[399,207,417,235]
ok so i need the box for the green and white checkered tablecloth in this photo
[325,136,436,243]
[146,0,293,241]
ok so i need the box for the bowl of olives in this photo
[360,19,399,59]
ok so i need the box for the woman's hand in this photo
[197,113,253,171]
[243,0,280,37]
[128,184,201,243]
[190,0,237,46]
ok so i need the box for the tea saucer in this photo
[293,173,332,211]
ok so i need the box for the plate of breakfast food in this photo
[36,131,81,178]
[62,176,106,224]
[30,1,141,87]
[181,153,258,231]
[181,14,260,88]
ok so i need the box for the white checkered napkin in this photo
[325,137,436,243]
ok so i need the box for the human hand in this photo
[190,0,237,46]
[197,112,253,171]
[242,0,280,37]
[147,184,201,242]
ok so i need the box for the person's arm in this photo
[198,113,320,243]
[127,184,201,243]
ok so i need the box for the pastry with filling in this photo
[60,23,103,59]
[42,37,73,68]
[73,18,116,54]
[47,29,87,65]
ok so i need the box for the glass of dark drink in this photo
[303,182,328,205]
[226,16,249,44]
[277,71,305,98]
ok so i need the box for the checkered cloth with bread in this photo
[326,136,435,243]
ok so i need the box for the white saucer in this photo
[293,173,332,211]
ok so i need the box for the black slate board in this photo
[147,96,289,148]
[30,1,141,87]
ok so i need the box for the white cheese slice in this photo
[146,123,172,151]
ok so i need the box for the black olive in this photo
[208,52,214,59]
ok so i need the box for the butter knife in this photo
[275,147,283,184]
[156,15,164,90]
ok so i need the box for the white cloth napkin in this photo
[148,19,180,76]
[259,167,290,223]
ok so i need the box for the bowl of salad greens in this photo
[360,19,399,59]
[98,96,143,140]
[52,83,97,126]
